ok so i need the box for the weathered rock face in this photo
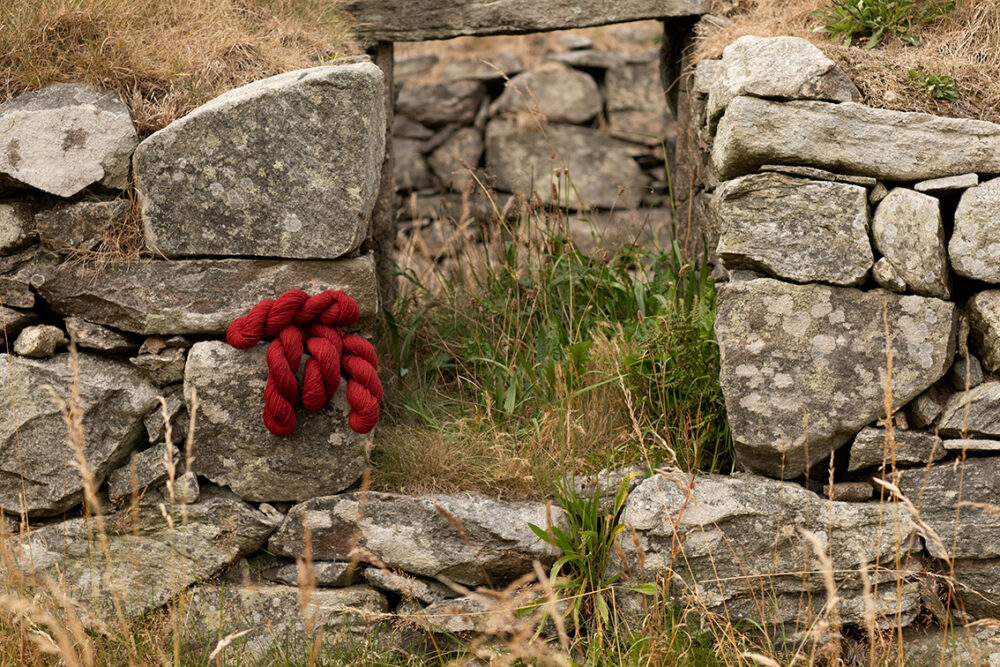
[491,67,602,124]
[106,443,179,503]
[135,64,384,260]
[617,472,920,626]
[952,559,1000,620]
[605,60,671,143]
[0,201,35,255]
[898,458,1000,560]
[184,584,387,662]
[185,341,371,502]
[269,491,562,586]
[914,172,978,194]
[0,84,137,196]
[871,188,949,299]
[0,275,33,308]
[715,278,956,478]
[713,97,1000,181]
[393,138,434,191]
[949,178,1000,282]
[872,257,906,293]
[0,306,37,341]
[0,352,158,516]
[343,0,708,42]
[427,127,484,192]
[707,36,858,125]
[485,120,648,209]
[397,80,486,127]
[848,427,944,472]
[264,561,357,587]
[35,198,129,254]
[938,381,1000,437]
[969,291,1000,372]
[714,173,872,286]
[35,255,378,334]
[12,324,66,358]
[64,317,136,354]
[6,486,278,618]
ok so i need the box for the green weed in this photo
[908,67,961,100]
[812,0,954,48]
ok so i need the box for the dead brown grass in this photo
[0,0,359,134]
[695,0,1000,123]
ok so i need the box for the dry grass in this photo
[695,0,1000,122]
[0,0,358,134]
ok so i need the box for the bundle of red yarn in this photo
[226,289,382,436]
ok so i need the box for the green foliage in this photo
[812,0,954,48]
[909,67,961,100]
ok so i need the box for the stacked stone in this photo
[392,29,676,278]
[675,34,1000,625]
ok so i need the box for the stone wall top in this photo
[342,0,708,43]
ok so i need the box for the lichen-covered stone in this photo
[906,387,942,428]
[397,80,486,127]
[491,67,601,124]
[715,173,872,286]
[64,317,136,354]
[106,443,179,503]
[938,381,1000,437]
[715,278,956,478]
[5,486,278,619]
[0,201,35,255]
[847,427,943,472]
[968,291,1000,372]
[949,178,1000,282]
[170,470,199,505]
[898,458,1000,559]
[871,188,949,298]
[616,472,920,626]
[35,255,378,335]
[950,353,985,391]
[914,172,978,194]
[713,97,1000,181]
[130,340,186,386]
[185,341,370,503]
[707,36,858,125]
[269,492,562,586]
[872,258,906,293]
[758,164,876,187]
[264,561,357,587]
[35,198,128,254]
[12,324,66,358]
[135,64,384,260]
[485,119,648,209]
[427,127,484,192]
[0,84,137,196]
[0,352,158,515]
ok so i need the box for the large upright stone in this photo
[485,120,648,209]
[716,279,956,478]
[396,80,486,127]
[0,84,137,196]
[605,60,672,143]
[342,0,709,42]
[0,352,158,515]
[35,255,378,335]
[617,472,920,626]
[714,173,872,286]
[707,36,858,125]
[491,67,602,124]
[949,178,1000,283]
[713,97,1000,181]
[968,291,1000,372]
[185,342,371,502]
[871,188,949,298]
[5,486,277,619]
[270,492,562,586]
[135,64,385,260]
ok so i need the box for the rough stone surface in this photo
[185,341,371,503]
[130,343,186,386]
[343,0,709,42]
[135,64,383,260]
[364,568,453,603]
[269,491,562,586]
[0,201,35,255]
[393,137,434,191]
[13,325,66,358]
[0,352,158,515]
[64,317,136,354]
[898,458,1000,559]
[871,188,949,299]
[914,172,979,194]
[171,470,200,505]
[107,443,178,503]
[545,49,625,70]
[758,164,876,187]
[427,127,484,192]
[848,427,944,472]
[943,439,1000,452]
[951,560,1000,620]
[35,255,378,335]
[264,561,357,587]
[397,80,486,127]
[410,594,493,634]
[606,60,672,143]
[491,67,601,124]
[0,84,137,196]
[6,486,277,618]
[950,353,985,391]
[903,624,1000,664]
[0,276,33,309]
[869,182,889,203]
[715,173,872,286]
[938,381,1000,437]
[907,387,942,428]
[0,306,37,342]
[713,97,1000,181]
[969,291,1000,372]
[617,472,920,626]
[823,481,872,502]
[715,278,956,478]
[950,178,1000,282]
[707,36,858,125]
[872,258,906,293]
[35,198,128,254]
[394,54,437,83]
[443,54,523,81]
[144,386,187,446]
[485,119,648,209]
